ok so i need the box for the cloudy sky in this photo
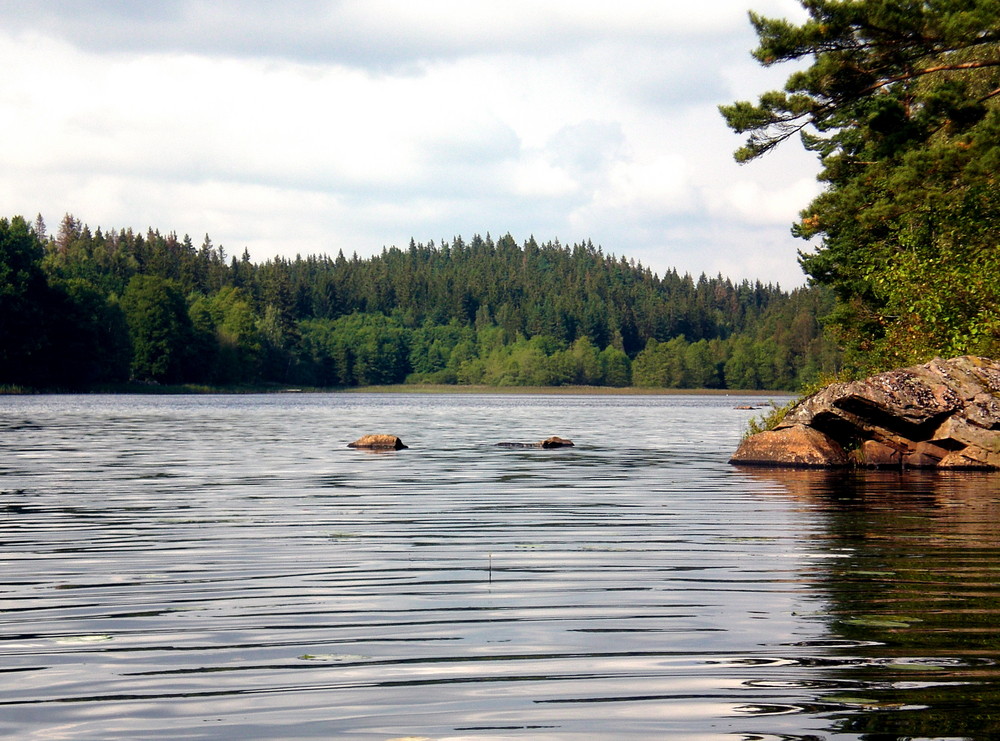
[0,0,820,287]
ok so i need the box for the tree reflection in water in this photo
[745,468,1000,738]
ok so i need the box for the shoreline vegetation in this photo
[1,382,789,397]
[345,384,787,396]
[3,216,840,395]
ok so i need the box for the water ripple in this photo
[2,394,1000,739]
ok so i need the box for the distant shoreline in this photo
[345,384,787,396]
[2,383,791,397]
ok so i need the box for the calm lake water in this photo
[2,393,1000,740]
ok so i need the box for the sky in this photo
[0,0,820,287]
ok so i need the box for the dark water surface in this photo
[2,393,1000,740]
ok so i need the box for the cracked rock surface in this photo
[730,356,1000,470]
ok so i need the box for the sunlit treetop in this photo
[722,0,1000,162]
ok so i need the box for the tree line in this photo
[1,212,840,391]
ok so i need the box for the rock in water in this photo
[731,356,1000,470]
[497,436,575,449]
[348,434,408,450]
[540,436,574,448]
[730,425,848,468]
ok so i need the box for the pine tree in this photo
[721,0,1000,372]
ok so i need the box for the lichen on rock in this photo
[731,356,1000,470]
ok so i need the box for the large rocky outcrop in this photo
[730,356,1000,470]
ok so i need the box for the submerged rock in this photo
[348,434,408,450]
[497,436,575,449]
[731,356,1000,470]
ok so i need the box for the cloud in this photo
[0,1,804,67]
[546,120,625,178]
[0,0,820,287]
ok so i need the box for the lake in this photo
[2,393,1000,740]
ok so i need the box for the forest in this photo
[1,212,840,392]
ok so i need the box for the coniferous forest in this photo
[1,213,841,391]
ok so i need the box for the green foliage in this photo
[742,398,798,439]
[4,212,841,391]
[631,285,838,389]
[48,278,130,386]
[298,314,409,386]
[722,0,1000,373]
[189,286,263,384]
[0,216,51,385]
[119,275,196,383]
[407,320,476,383]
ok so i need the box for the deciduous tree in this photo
[120,275,196,383]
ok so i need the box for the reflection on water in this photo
[745,469,1000,738]
[1,394,999,739]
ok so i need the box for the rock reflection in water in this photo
[744,467,1000,738]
